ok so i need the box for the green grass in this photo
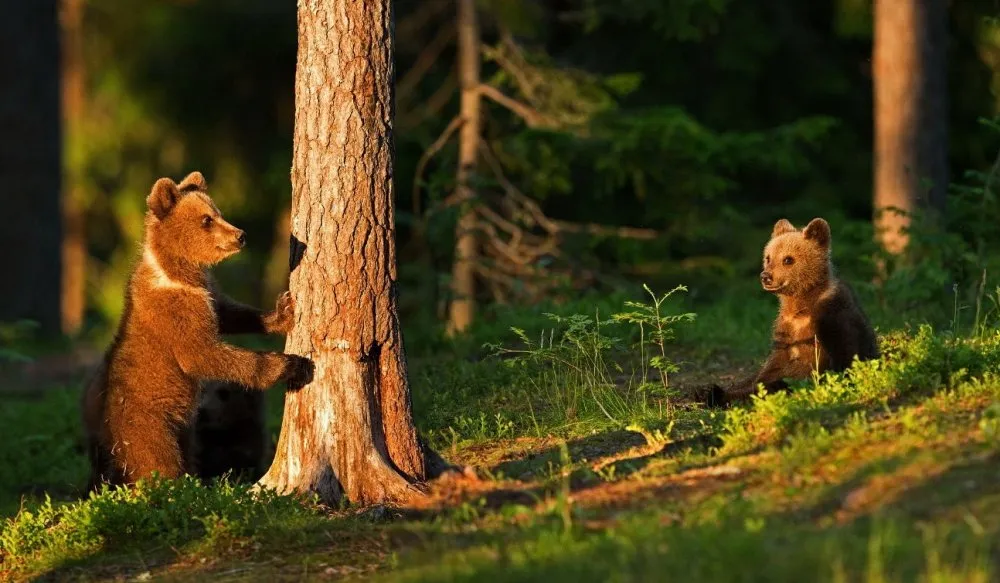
[3,287,1000,582]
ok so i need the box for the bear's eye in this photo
[201,215,213,229]
[783,256,794,266]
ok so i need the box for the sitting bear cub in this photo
[708,218,878,406]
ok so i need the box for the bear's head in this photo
[759,217,832,296]
[145,171,246,266]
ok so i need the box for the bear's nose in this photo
[236,230,246,248]
[760,271,773,286]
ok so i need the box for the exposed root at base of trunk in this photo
[255,453,430,508]
[255,445,479,508]
[361,454,429,506]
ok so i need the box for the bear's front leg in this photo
[177,339,314,391]
[707,351,795,407]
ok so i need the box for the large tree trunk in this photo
[60,0,87,335]
[872,0,948,255]
[259,0,426,506]
[445,0,482,336]
[0,0,62,334]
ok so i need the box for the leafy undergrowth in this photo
[3,314,1000,580]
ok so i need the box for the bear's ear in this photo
[147,178,180,220]
[803,218,831,248]
[771,219,797,239]
[178,171,207,192]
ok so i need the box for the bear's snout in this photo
[236,230,246,248]
[760,271,773,286]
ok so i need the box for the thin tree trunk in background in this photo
[263,205,291,306]
[259,0,427,505]
[0,0,62,334]
[872,0,948,255]
[445,0,482,336]
[60,0,86,335]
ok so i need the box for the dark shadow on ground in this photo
[491,430,648,480]
[798,448,1000,529]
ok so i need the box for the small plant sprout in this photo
[488,285,697,424]
[612,284,696,393]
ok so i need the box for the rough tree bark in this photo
[0,0,62,334]
[872,0,948,254]
[445,0,482,336]
[258,0,428,505]
[60,0,87,335]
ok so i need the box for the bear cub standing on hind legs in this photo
[82,171,313,490]
[706,218,879,406]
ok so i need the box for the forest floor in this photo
[2,288,1000,582]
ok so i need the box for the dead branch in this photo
[479,142,660,240]
[400,75,457,130]
[396,0,448,41]
[397,25,455,109]
[455,141,660,304]
[412,116,463,216]
[474,205,560,265]
[478,84,550,128]
[551,221,659,240]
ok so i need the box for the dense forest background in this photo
[3,0,1000,354]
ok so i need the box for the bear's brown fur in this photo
[82,172,312,489]
[708,218,878,406]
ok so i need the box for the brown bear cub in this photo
[82,171,312,490]
[707,218,878,406]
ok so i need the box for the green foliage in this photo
[425,411,518,450]
[486,286,696,425]
[0,475,318,573]
[499,108,837,213]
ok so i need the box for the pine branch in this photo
[396,25,455,109]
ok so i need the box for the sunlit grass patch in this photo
[719,327,1000,454]
[0,475,323,578]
